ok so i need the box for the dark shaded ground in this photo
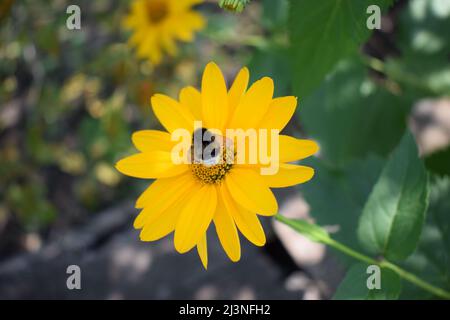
[0,177,350,300]
[0,200,308,299]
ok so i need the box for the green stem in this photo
[359,55,441,95]
[275,214,450,299]
[326,238,378,266]
[327,239,450,299]
[380,260,450,300]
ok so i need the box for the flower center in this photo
[190,128,234,184]
[146,0,169,24]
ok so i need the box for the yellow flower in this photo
[116,62,318,269]
[123,0,205,65]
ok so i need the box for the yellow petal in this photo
[214,188,241,262]
[161,33,178,57]
[132,130,175,152]
[229,77,274,129]
[148,45,162,66]
[220,185,266,246]
[176,0,205,10]
[138,178,199,241]
[235,134,318,166]
[279,135,319,162]
[228,67,249,116]
[115,151,188,179]
[135,172,195,208]
[136,32,155,57]
[256,163,314,188]
[201,62,228,130]
[139,194,188,241]
[151,94,195,133]
[225,168,278,216]
[174,185,217,253]
[135,32,162,65]
[197,234,208,269]
[134,173,197,229]
[171,12,205,41]
[258,96,297,131]
[179,86,202,120]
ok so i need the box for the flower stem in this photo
[275,214,450,299]
[326,238,378,266]
[379,260,450,300]
[359,54,441,95]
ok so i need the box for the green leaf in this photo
[357,132,429,262]
[261,0,288,29]
[275,215,330,243]
[300,59,409,167]
[401,176,450,298]
[288,0,393,98]
[248,46,292,96]
[301,155,384,262]
[333,263,401,300]
[385,0,450,97]
[425,147,450,177]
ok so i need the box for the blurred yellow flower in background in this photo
[116,62,318,269]
[123,0,206,65]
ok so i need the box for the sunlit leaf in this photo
[357,132,429,261]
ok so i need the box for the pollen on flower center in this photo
[191,160,233,184]
[146,0,169,24]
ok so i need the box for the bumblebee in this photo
[189,127,233,166]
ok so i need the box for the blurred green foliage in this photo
[0,0,265,250]
[1,1,136,233]
[280,0,449,299]
[244,0,450,299]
